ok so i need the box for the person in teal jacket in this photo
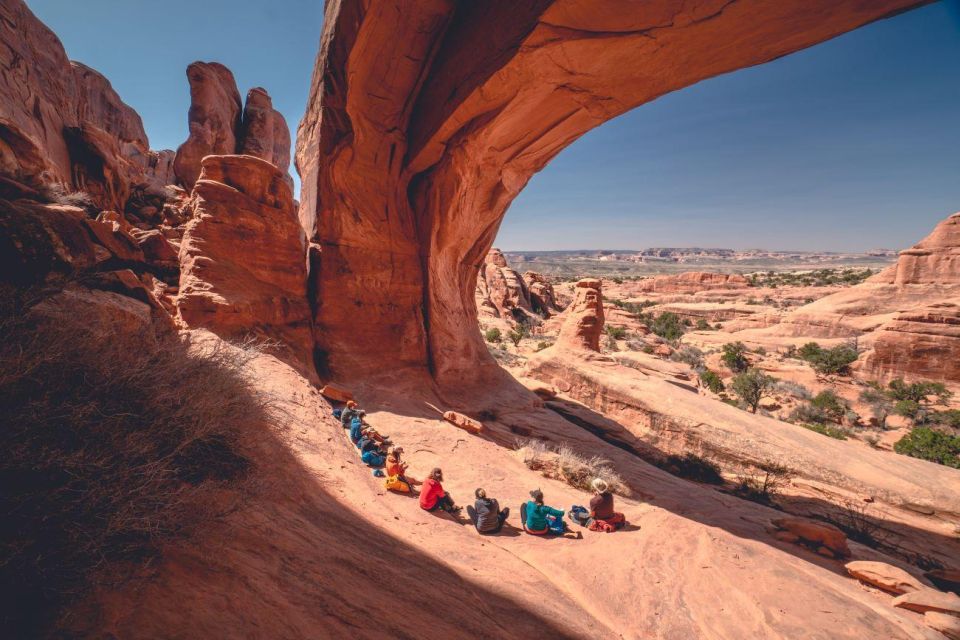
[521,489,565,535]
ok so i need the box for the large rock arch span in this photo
[295,0,928,396]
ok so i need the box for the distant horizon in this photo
[499,246,902,254]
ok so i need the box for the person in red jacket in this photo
[419,468,460,515]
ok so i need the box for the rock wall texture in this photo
[858,302,960,385]
[295,0,926,394]
[176,155,312,375]
[0,0,174,210]
[174,64,294,191]
[476,248,534,321]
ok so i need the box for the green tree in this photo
[507,323,528,348]
[699,369,725,394]
[650,312,685,342]
[809,390,848,423]
[859,387,893,429]
[695,318,712,331]
[894,427,960,468]
[484,328,502,343]
[721,342,749,373]
[730,368,777,413]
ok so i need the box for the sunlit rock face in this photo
[294,0,926,394]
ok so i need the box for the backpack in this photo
[568,505,591,527]
[332,408,343,420]
[384,475,411,493]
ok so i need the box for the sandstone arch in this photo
[295,0,927,395]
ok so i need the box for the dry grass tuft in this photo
[516,439,630,496]
[0,285,274,636]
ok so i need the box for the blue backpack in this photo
[332,407,343,420]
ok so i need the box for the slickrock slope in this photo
[295,0,927,393]
[176,155,312,375]
[76,334,953,639]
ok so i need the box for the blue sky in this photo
[28,1,960,251]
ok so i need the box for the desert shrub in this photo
[650,312,685,341]
[730,368,776,413]
[809,390,849,423]
[863,433,881,448]
[733,461,793,505]
[754,346,767,356]
[720,342,749,373]
[823,498,901,552]
[893,427,960,468]
[507,323,528,348]
[699,369,725,394]
[604,333,619,352]
[0,287,269,636]
[859,386,893,429]
[775,380,812,401]
[797,342,859,375]
[641,344,655,354]
[930,409,960,429]
[887,378,952,405]
[487,344,521,366]
[535,341,552,352]
[484,327,502,343]
[516,440,630,496]
[605,325,628,340]
[670,346,704,369]
[801,423,849,440]
[893,399,922,422]
[662,453,724,485]
[695,318,712,331]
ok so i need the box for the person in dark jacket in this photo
[467,488,509,534]
[588,478,625,530]
[340,400,364,428]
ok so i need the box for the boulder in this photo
[845,561,927,595]
[442,411,484,434]
[82,216,144,263]
[892,589,960,616]
[173,62,242,189]
[132,229,178,268]
[175,155,312,375]
[0,199,99,283]
[771,517,850,558]
[320,383,354,403]
[556,279,605,352]
[925,611,960,640]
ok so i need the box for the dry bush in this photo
[0,286,272,637]
[516,439,630,496]
[733,460,794,505]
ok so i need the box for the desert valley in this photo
[2,0,960,639]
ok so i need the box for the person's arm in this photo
[546,505,564,518]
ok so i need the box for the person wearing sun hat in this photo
[588,477,626,531]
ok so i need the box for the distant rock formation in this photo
[174,65,293,191]
[556,279,605,352]
[635,272,750,294]
[175,155,312,376]
[476,248,534,321]
[523,271,560,316]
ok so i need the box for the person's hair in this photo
[430,468,442,481]
[530,489,544,504]
[475,488,486,499]
[346,400,357,408]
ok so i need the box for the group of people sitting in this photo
[335,400,626,536]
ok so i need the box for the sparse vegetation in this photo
[730,368,776,413]
[0,286,269,637]
[748,268,875,288]
[894,427,960,468]
[484,327,502,343]
[775,380,812,401]
[733,460,793,505]
[800,422,849,440]
[507,323,528,348]
[605,325,628,340]
[861,378,953,426]
[670,346,704,369]
[694,318,713,331]
[516,439,630,496]
[720,342,749,373]
[699,369,725,394]
[649,311,685,342]
[795,342,859,375]
[39,183,97,213]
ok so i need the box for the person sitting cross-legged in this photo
[467,488,509,535]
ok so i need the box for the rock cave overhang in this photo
[296,0,931,393]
